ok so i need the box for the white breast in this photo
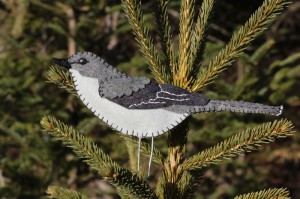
[70,69,188,138]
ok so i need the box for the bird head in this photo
[52,52,108,77]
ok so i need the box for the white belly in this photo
[70,70,188,138]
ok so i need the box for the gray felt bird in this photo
[52,51,283,174]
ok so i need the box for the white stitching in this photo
[159,85,188,96]
[73,71,189,138]
[128,85,190,108]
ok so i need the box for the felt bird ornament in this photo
[52,51,283,175]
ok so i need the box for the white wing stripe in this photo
[129,85,190,108]
[159,85,188,96]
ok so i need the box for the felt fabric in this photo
[164,100,283,115]
[71,69,188,138]
[53,51,284,175]
[68,52,151,98]
[196,100,283,116]
[53,52,283,138]
[99,76,150,98]
[109,82,210,109]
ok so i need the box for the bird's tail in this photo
[193,100,283,116]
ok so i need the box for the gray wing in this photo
[108,82,210,109]
[99,76,151,98]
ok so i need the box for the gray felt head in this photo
[53,52,121,79]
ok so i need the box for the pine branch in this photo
[174,0,195,88]
[181,119,294,171]
[153,0,176,81]
[46,186,89,199]
[121,0,169,83]
[233,188,290,199]
[189,0,215,85]
[110,168,157,198]
[41,116,157,199]
[124,137,140,172]
[249,39,275,65]
[46,66,76,94]
[178,171,192,199]
[159,120,190,198]
[40,116,118,175]
[191,0,290,92]
[155,171,168,198]
[122,135,165,165]
[178,171,203,199]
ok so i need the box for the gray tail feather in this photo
[193,100,283,116]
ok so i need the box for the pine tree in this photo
[42,0,294,198]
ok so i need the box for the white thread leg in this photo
[137,137,142,172]
[148,136,154,177]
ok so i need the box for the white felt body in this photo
[71,69,188,138]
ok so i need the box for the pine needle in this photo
[121,0,169,83]
[46,66,76,94]
[178,171,203,199]
[181,119,294,171]
[174,0,196,88]
[41,116,157,199]
[233,188,290,199]
[153,0,175,81]
[189,0,215,85]
[191,0,290,92]
[46,186,89,199]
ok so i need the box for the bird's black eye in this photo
[78,58,88,65]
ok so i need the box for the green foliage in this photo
[41,116,117,175]
[47,186,89,199]
[174,0,216,89]
[42,0,295,198]
[192,0,290,92]
[46,66,76,94]
[233,188,290,199]
[189,0,215,80]
[182,119,294,170]
[268,52,300,104]
[41,116,157,199]
[121,0,169,83]
[1,0,298,198]
[0,51,65,198]
[175,0,196,87]
[177,170,203,199]
[0,1,137,198]
[153,0,176,81]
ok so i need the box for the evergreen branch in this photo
[155,171,167,198]
[158,120,190,198]
[233,188,290,199]
[181,119,294,171]
[41,116,157,199]
[41,116,118,175]
[46,186,89,199]
[175,0,195,88]
[124,137,139,172]
[178,171,203,199]
[121,0,169,83]
[249,39,275,65]
[153,0,176,81]
[46,66,76,94]
[111,168,157,198]
[122,135,164,165]
[189,0,215,85]
[191,0,290,92]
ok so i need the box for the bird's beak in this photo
[52,58,71,69]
